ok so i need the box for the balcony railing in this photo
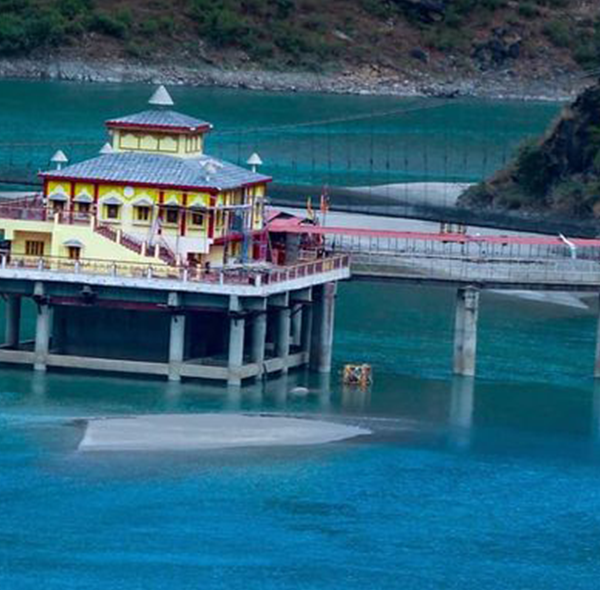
[0,252,350,287]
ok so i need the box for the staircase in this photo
[94,223,176,265]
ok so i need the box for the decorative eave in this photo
[105,121,213,134]
[39,172,272,196]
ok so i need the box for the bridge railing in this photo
[350,251,600,286]
[327,233,600,263]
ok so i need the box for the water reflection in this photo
[591,380,600,449]
[11,363,600,462]
[31,370,47,402]
[448,376,475,451]
[341,384,371,412]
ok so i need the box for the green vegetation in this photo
[0,0,599,73]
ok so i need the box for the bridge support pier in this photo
[453,287,480,377]
[310,283,337,373]
[4,295,21,348]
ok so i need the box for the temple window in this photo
[78,203,90,215]
[191,212,204,226]
[158,136,178,153]
[135,206,151,222]
[51,200,65,213]
[120,133,139,150]
[105,204,120,220]
[25,240,44,257]
[67,246,80,260]
[165,207,179,224]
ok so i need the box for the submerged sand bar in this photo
[78,413,370,452]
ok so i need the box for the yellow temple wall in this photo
[44,182,265,232]
[110,129,205,157]
[37,180,267,261]
[1,219,156,264]
[10,229,53,256]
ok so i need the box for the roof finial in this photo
[99,142,113,155]
[148,85,174,108]
[51,150,68,170]
[246,152,263,173]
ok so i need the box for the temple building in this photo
[0,86,349,386]
[8,86,270,267]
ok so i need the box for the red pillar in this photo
[180,193,187,237]
[208,194,216,239]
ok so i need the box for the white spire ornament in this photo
[51,150,68,170]
[99,143,113,155]
[148,85,174,107]
[246,152,263,173]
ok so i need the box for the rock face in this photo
[459,82,600,218]
[473,28,522,70]
[396,0,448,22]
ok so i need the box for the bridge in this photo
[271,219,600,379]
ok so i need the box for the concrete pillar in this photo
[276,307,291,374]
[4,295,21,348]
[453,287,480,377]
[301,303,313,358]
[34,303,51,372]
[228,314,245,386]
[310,283,336,373]
[168,313,186,382]
[291,304,303,347]
[251,311,267,376]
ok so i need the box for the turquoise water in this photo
[1,81,599,588]
[0,79,561,187]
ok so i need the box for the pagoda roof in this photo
[40,152,271,193]
[105,109,212,133]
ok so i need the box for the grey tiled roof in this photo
[40,152,271,191]
[106,109,212,131]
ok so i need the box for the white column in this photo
[228,314,245,386]
[34,303,52,372]
[251,311,267,377]
[5,295,21,348]
[168,313,186,382]
[310,283,336,373]
[291,304,303,347]
[453,287,480,377]
[276,307,291,374]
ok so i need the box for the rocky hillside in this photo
[459,81,600,218]
[1,0,600,83]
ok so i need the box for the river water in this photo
[1,81,600,589]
